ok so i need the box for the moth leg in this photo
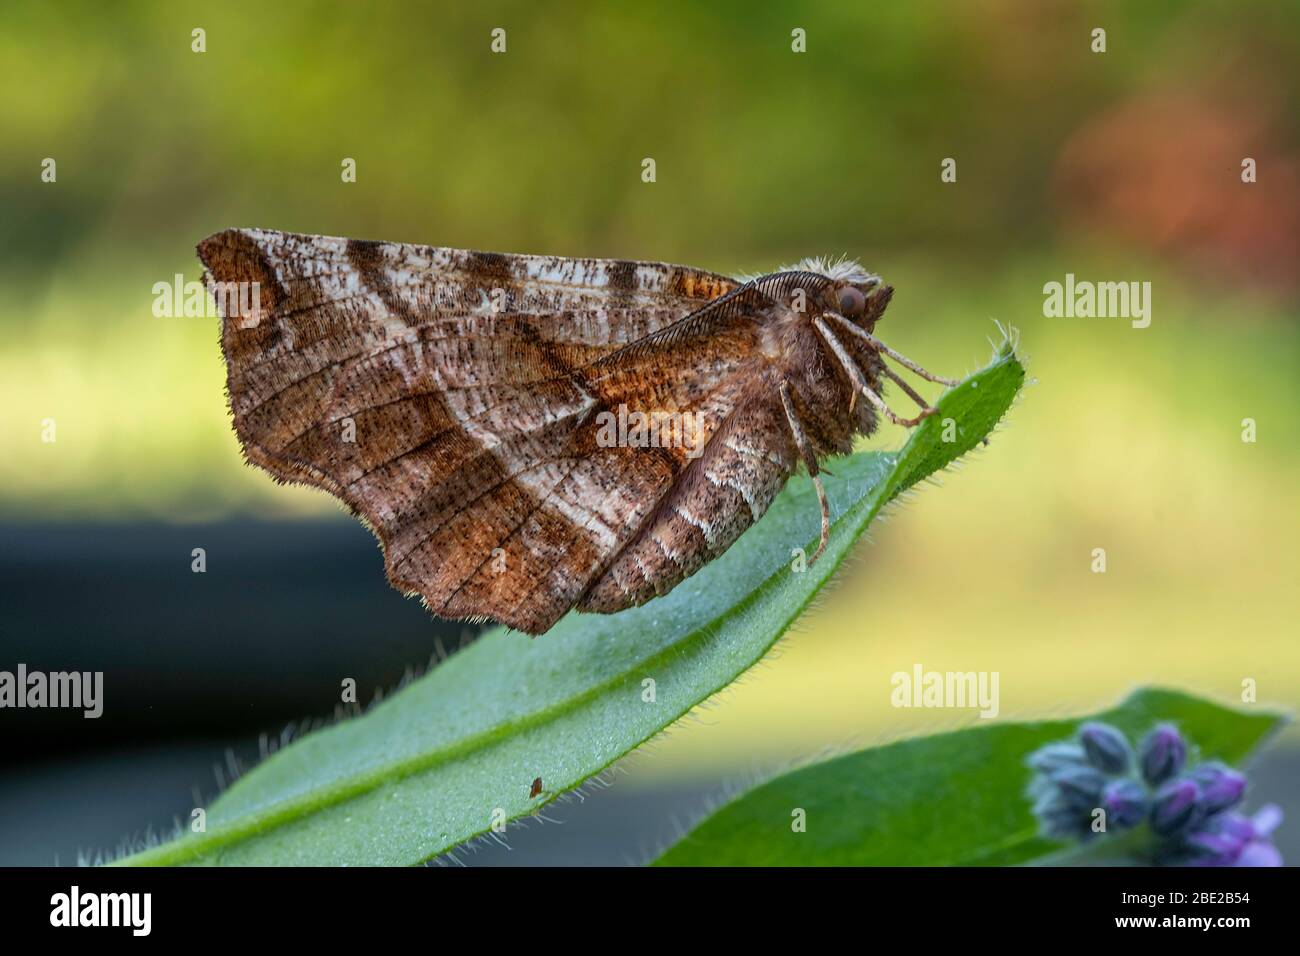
[826,313,959,387]
[814,316,936,428]
[859,380,935,428]
[880,363,932,413]
[778,380,830,564]
[809,474,830,563]
[812,316,866,416]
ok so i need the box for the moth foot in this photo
[809,473,831,564]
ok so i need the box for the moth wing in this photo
[579,393,797,614]
[199,228,745,634]
[578,282,803,612]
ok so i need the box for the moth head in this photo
[823,279,892,331]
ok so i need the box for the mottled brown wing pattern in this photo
[580,396,797,612]
[198,228,758,633]
[199,229,937,635]
[579,275,848,612]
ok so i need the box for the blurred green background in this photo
[1,1,1296,863]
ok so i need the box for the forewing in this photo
[199,228,746,633]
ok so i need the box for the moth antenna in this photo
[827,313,959,387]
[778,380,830,564]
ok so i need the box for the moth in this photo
[198,229,955,635]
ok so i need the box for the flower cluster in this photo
[1026,721,1282,866]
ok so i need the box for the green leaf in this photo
[652,687,1286,867]
[115,342,1026,866]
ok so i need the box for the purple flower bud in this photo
[1032,792,1089,840]
[1028,726,1283,867]
[1054,765,1108,813]
[1218,812,1256,843]
[1250,803,1283,837]
[1139,724,1187,785]
[1236,841,1283,867]
[1151,779,1201,835]
[1101,779,1147,829]
[1227,806,1285,867]
[1183,829,1248,866]
[1190,762,1246,814]
[1078,722,1132,774]
[1177,806,1285,867]
[1027,742,1087,775]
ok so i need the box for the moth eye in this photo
[837,287,866,317]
